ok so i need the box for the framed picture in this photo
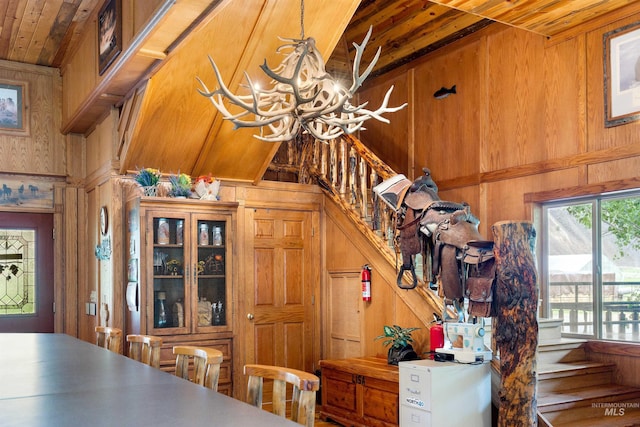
[0,80,29,136]
[98,0,122,76]
[604,21,640,127]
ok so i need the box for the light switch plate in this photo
[86,302,97,316]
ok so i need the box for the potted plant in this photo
[168,173,192,198]
[135,167,161,196]
[375,324,420,365]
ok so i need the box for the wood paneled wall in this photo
[61,0,164,130]
[323,197,432,360]
[0,60,65,175]
[359,6,640,239]
[0,60,83,336]
[340,1,640,380]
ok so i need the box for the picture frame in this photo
[98,0,122,76]
[604,21,640,128]
[0,80,29,136]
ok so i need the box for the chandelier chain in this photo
[300,0,305,40]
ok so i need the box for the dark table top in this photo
[0,333,297,427]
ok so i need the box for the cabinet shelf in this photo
[154,275,184,279]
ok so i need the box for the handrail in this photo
[300,133,443,315]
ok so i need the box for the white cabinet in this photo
[399,359,491,427]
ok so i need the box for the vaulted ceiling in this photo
[0,0,635,182]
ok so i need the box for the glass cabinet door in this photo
[149,213,190,334]
[194,216,229,332]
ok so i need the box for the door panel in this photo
[246,209,316,374]
[0,212,54,332]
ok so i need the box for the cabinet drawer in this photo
[399,365,431,411]
[400,405,431,427]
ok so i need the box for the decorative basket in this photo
[142,186,157,197]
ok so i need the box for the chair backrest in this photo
[126,334,163,368]
[244,364,320,427]
[173,346,223,391]
[95,326,122,353]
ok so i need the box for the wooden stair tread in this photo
[538,337,587,348]
[538,339,587,354]
[538,384,640,409]
[538,361,615,377]
[550,412,640,427]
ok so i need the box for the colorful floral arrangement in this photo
[169,173,192,198]
[193,174,220,200]
[135,168,161,187]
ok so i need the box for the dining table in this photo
[0,333,299,426]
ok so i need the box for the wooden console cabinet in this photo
[319,357,399,427]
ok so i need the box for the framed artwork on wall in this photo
[0,80,29,136]
[604,21,640,127]
[98,0,122,76]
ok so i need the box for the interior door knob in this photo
[247,313,254,320]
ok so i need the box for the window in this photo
[541,191,640,341]
[0,229,36,316]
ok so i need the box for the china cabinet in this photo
[125,197,237,395]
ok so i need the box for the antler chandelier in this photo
[197,0,407,142]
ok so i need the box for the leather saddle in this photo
[393,169,496,317]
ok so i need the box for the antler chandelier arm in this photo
[197,12,407,142]
[348,26,380,94]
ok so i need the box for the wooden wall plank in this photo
[0,59,65,175]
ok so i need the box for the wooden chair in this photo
[126,334,163,368]
[244,364,320,427]
[173,345,224,391]
[95,326,122,353]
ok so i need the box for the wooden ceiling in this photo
[2,0,635,72]
[0,0,636,182]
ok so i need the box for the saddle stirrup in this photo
[397,261,418,290]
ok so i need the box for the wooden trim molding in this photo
[524,176,640,204]
[438,143,640,192]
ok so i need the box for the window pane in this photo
[600,196,640,341]
[547,204,594,336]
[0,229,36,316]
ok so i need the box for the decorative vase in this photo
[143,186,157,197]
[387,344,418,365]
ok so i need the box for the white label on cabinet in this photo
[405,397,425,407]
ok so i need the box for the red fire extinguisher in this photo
[361,264,371,302]
[430,314,444,352]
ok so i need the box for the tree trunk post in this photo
[492,220,538,427]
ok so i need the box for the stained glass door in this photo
[0,213,54,332]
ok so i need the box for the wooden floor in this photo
[315,410,341,426]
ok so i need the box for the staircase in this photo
[536,319,640,427]
[293,134,640,426]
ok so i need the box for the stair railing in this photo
[300,133,443,313]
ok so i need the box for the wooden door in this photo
[0,212,54,332]
[244,208,318,374]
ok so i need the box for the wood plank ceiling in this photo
[0,0,636,182]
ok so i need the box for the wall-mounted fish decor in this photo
[433,85,456,99]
